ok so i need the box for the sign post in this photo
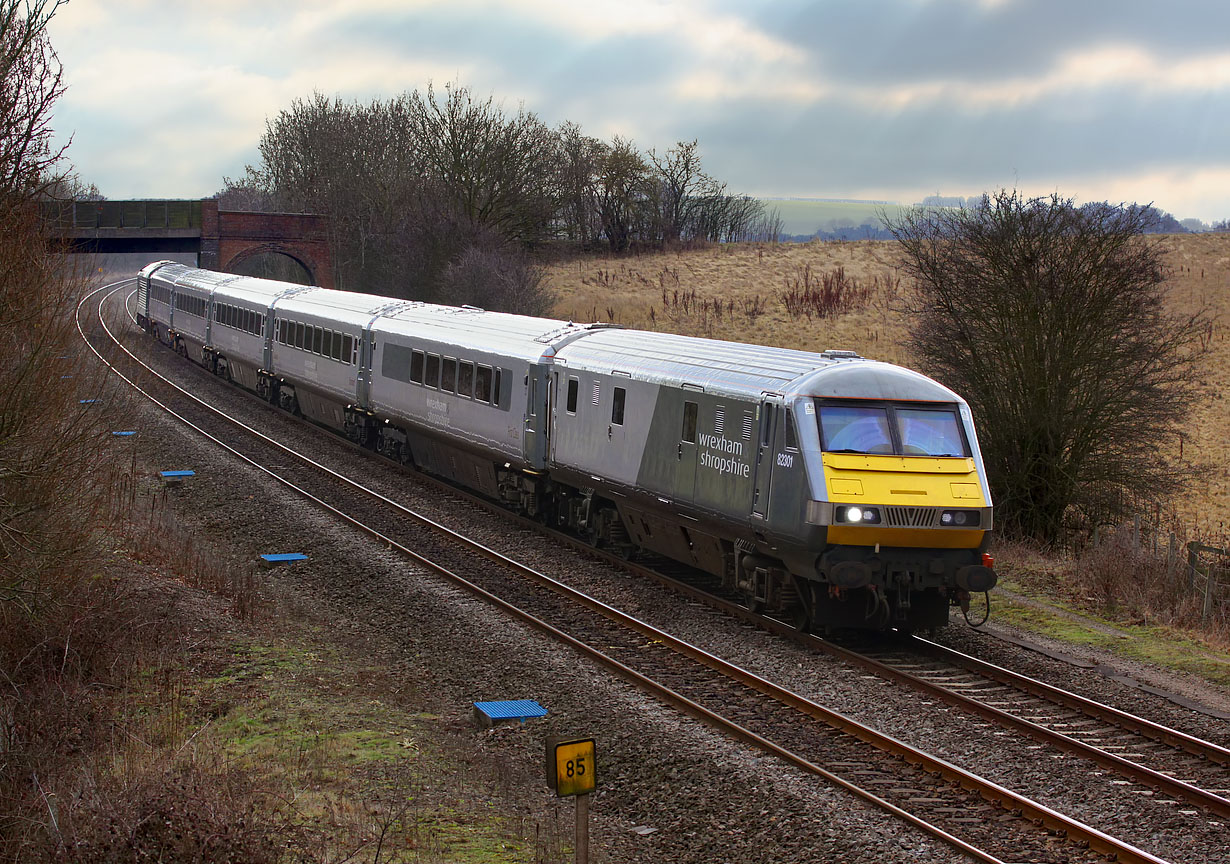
[546,736,596,864]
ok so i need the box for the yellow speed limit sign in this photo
[547,737,596,797]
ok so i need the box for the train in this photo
[136,262,996,632]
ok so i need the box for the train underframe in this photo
[153,330,970,633]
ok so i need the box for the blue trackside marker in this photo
[112,430,137,437]
[260,552,308,564]
[473,700,548,725]
[80,399,97,405]
[159,470,195,479]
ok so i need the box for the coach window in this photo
[329,331,340,361]
[312,326,322,355]
[458,361,474,398]
[410,350,424,384]
[441,358,457,393]
[566,377,579,414]
[474,365,492,402]
[425,353,440,389]
[343,334,354,365]
[612,387,626,425]
[784,408,798,451]
[682,401,698,443]
[322,329,332,355]
[294,322,304,350]
[493,369,502,407]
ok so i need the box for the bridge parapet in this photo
[42,199,203,231]
[42,198,333,289]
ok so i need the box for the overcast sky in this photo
[46,0,1230,223]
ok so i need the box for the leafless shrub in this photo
[777,264,872,319]
[887,190,1210,545]
[53,763,286,864]
[438,238,554,316]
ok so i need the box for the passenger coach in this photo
[136,262,996,631]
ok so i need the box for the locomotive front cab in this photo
[799,362,997,629]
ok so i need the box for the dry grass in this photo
[542,234,1230,534]
[545,240,914,365]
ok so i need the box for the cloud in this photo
[42,0,1230,220]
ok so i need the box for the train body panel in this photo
[366,305,583,470]
[135,265,998,631]
[268,289,378,421]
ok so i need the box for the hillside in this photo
[542,234,1230,537]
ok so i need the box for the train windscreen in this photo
[817,403,968,457]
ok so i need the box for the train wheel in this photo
[791,581,816,633]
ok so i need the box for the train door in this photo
[524,366,549,465]
[356,330,375,406]
[752,394,783,519]
[607,378,627,452]
[675,395,699,500]
[548,371,558,464]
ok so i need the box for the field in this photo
[541,233,1230,538]
[758,198,914,237]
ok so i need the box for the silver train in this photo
[137,262,997,632]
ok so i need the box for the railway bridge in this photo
[42,198,334,290]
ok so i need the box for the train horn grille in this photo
[885,506,937,528]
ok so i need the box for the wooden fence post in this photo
[1187,542,1198,593]
[1203,563,1215,625]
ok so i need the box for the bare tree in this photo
[593,136,650,253]
[403,82,559,245]
[887,190,1208,544]
[0,0,67,201]
[553,121,603,247]
[648,139,721,245]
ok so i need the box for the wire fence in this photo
[1085,516,1229,629]
[1186,542,1230,626]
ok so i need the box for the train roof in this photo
[146,262,314,306]
[375,304,616,363]
[553,328,963,404]
[273,286,402,327]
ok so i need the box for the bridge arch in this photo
[224,243,319,285]
[200,200,334,290]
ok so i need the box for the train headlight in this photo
[836,505,880,524]
[940,509,980,527]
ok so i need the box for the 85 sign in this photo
[546,737,596,797]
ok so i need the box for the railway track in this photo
[606,553,1230,822]
[77,279,1189,863]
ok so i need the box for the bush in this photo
[887,190,1208,545]
[438,238,553,316]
